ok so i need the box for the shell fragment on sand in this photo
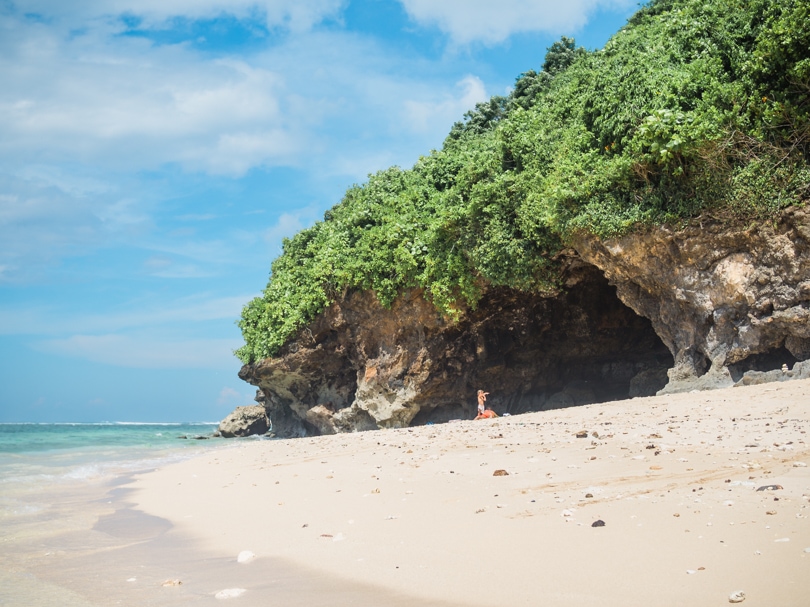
[237,550,255,563]
[728,590,746,603]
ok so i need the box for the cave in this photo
[244,259,676,436]
[410,262,675,424]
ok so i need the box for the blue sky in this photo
[0,0,641,422]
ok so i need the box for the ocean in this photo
[0,422,223,489]
[0,422,240,606]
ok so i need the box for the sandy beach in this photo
[124,379,810,606]
[6,379,808,606]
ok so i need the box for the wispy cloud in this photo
[0,293,255,336]
[13,0,347,31]
[403,75,488,134]
[398,0,634,45]
[33,333,243,369]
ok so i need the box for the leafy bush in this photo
[236,0,810,363]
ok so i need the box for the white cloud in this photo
[13,0,346,32]
[398,0,634,45]
[0,2,509,284]
[0,293,255,336]
[218,386,250,406]
[34,334,242,369]
[404,75,488,134]
[264,207,320,249]
[0,29,299,177]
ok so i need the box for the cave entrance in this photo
[415,262,675,424]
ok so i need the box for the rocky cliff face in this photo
[238,206,810,437]
[572,206,810,393]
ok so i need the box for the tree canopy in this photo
[237,0,810,364]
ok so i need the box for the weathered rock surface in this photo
[239,263,672,437]
[572,206,810,393]
[735,359,810,387]
[218,405,270,438]
[234,206,810,436]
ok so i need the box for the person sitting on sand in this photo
[474,390,498,420]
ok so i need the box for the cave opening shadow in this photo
[414,264,674,425]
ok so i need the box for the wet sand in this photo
[5,379,810,605]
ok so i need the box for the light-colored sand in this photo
[133,380,810,606]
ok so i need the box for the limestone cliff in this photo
[238,207,810,437]
[571,206,810,393]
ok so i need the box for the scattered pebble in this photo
[237,550,255,564]
[756,485,783,492]
[591,519,605,527]
[161,579,182,587]
[493,469,509,476]
[793,462,807,467]
[215,588,246,599]
[774,538,790,542]
[728,590,746,603]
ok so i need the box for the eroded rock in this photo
[235,207,810,436]
[218,405,270,438]
[572,207,810,394]
[239,263,671,437]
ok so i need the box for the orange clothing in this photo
[475,409,498,420]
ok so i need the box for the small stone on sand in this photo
[215,588,246,599]
[161,579,182,587]
[493,469,509,476]
[237,550,255,563]
[728,590,745,603]
[591,519,605,527]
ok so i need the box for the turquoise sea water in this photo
[0,422,237,509]
[0,423,230,606]
[0,422,226,489]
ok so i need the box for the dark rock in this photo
[492,469,509,476]
[239,263,672,437]
[218,405,270,438]
[591,520,606,527]
[756,484,783,491]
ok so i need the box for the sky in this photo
[0,0,641,422]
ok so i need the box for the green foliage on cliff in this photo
[237,0,810,364]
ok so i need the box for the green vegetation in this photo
[237,0,810,364]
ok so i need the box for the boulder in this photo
[218,405,270,438]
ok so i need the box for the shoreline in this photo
[130,379,810,606]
